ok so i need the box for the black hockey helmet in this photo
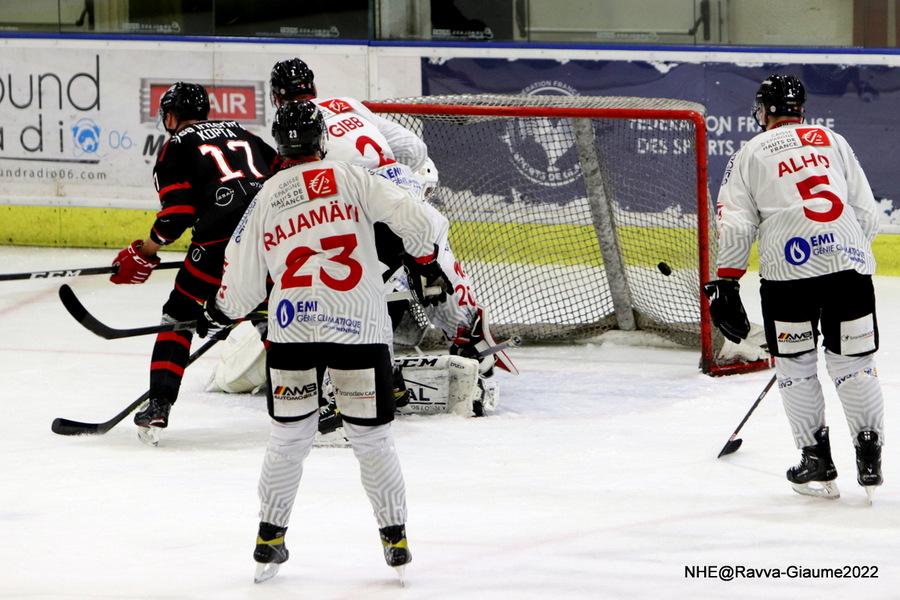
[159,82,210,126]
[270,58,317,106]
[753,74,806,129]
[272,100,328,159]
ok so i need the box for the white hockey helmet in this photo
[417,157,439,199]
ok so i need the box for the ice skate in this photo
[379,524,411,584]
[787,426,839,499]
[314,401,349,448]
[855,430,882,505]
[392,365,410,408]
[134,398,171,447]
[253,523,289,583]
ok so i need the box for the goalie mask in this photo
[753,74,805,130]
[159,82,210,133]
[270,58,317,106]
[417,158,439,200]
[272,100,328,159]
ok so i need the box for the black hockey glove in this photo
[407,254,452,307]
[702,279,750,344]
[196,297,235,338]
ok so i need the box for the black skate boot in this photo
[379,524,412,583]
[134,398,171,447]
[318,400,343,435]
[253,522,289,583]
[392,365,410,408]
[786,426,839,499]
[856,430,882,504]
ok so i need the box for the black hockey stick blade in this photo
[58,284,264,339]
[0,261,180,282]
[715,374,776,459]
[51,392,150,436]
[717,437,743,458]
[50,328,232,436]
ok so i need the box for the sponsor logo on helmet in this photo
[784,236,811,266]
[319,98,353,114]
[503,81,582,188]
[141,79,266,125]
[796,128,830,147]
[302,168,337,199]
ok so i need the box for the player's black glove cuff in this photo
[407,249,452,306]
[702,279,750,344]
[197,297,235,338]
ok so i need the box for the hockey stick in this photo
[716,373,777,458]
[478,335,522,358]
[58,284,266,340]
[0,261,181,282]
[59,284,429,340]
[50,326,234,436]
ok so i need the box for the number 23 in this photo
[281,233,362,292]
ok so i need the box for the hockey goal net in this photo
[366,94,770,376]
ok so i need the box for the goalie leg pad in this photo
[394,355,493,416]
[206,322,267,393]
[776,351,826,449]
[824,350,885,442]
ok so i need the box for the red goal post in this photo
[366,95,771,376]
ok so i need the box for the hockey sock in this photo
[344,422,408,528]
[258,417,317,527]
[149,314,194,402]
[825,350,885,443]
[776,351,826,449]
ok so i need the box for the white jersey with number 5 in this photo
[314,97,428,172]
[216,159,449,345]
[716,122,879,281]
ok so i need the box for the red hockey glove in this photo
[110,240,160,284]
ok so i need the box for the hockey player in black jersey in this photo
[109,82,278,445]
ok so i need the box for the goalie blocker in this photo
[207,325,496,417]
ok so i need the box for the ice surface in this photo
[2,246,899,599]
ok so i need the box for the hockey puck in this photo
[657,262,673,276]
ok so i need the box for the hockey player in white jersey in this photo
[706,74,884,502]
[201,100,455,582]
[268,57,517,380]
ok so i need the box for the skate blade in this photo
[313,429,350,448]
[791,480,840,499]
[254,562,280,584]
[137,426,161,447]
[864,486,876,505]
[394,565,406,587]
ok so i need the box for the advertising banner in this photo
[420,57,900,228]
[0,39,368,209]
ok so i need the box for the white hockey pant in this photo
[344,421,408,528]
[824,350,885,444]
[258,416,317,527]
[776,351,826,449]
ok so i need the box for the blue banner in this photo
[421,57,899,218]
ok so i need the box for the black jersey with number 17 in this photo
[151,120,279,246]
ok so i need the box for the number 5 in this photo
[796,174,843,223]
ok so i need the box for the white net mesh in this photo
[370,94,763,373]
